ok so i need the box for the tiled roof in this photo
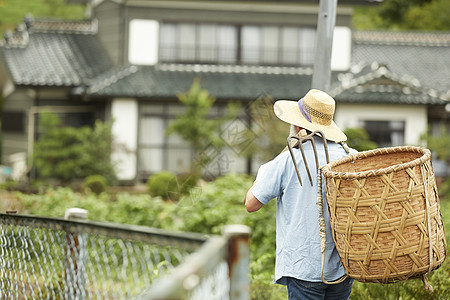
[353,30,450,46]
[30,19,98,34]
[83,63,446,105]
[84,64,314,101]
[352,30,450,100]
[0,18,112,86]
[1,21,448,106]
[330,63,448,104]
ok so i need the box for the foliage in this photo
[0,93,2,164]
[421,126,450,164]
[0,0,85,35]
[83,175,108,195]
[344,127,378,152]
[11,173,450,299]
[32,111,117,184]
[250,269,288,300]
[353,0,450,30]
[146,171,199,201]
[0,179,19,191]
[404,0,450,30]
[170,173,254,234]
[166,78,239,174]
[178,172,200,195]
[18,186,174,229]
[240,94,290,163]
[146,171,179,200]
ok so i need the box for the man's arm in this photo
[244,183,264,212]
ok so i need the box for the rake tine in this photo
[287,135,303,186]
[310,137,319,174]
[287,130,330,187]
[312,130,330,164]
[298,139,313,186]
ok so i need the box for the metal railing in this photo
[0,209,250,299]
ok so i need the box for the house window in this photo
[160,23,177,61]
[58,112,95,128]
[242,25,316,66]
[159,23,238,63]
[1,111,25,133]
[159,23,315,66]
[138,106,193,178]
[139,116,165,174]
[241,26,261,64]
[281,27,316,65]
[363,120,405,147]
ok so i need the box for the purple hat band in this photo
[298,98,312,123]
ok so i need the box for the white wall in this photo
[331,26,351,71]
[335,103,428,146]
[128,19,159,65]
[111,98,138,181]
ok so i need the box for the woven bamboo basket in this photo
[321,146,447,285]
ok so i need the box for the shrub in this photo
[0,179,18,191]
[32,112,117,184]
[14,173,450,299]
[344,127,377,151]
[178,173,199,195]
[83,175,108,194]
[147,171,179,200]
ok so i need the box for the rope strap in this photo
[421,164,434,293]
[318,167,348,284]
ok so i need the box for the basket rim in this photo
[322,146,431,179]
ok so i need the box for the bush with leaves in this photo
[166,78,239,175]
[12,173,450,299]
[32,111,116,184]
[344,127,378,151]
[83,175,108,195]
[146,171,179,200]
[240,94,290,163]
[353,0,450,31]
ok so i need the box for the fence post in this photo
[64,208,88,300]
[223,224,251,300]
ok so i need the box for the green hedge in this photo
[10,174,450,299]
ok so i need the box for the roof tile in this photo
[1,19,113,87]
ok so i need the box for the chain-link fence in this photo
[144,224,250,300]
[0,211,250,300]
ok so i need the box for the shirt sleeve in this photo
[251,155,285,205]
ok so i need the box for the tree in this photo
[166,78,239,175]
[0,0,85,35]
[344,127,378,152]
[353,0,450,30]
[404,0,450,30]
[422,126,450,196]
[422,126,450,164]
[32,111,116,184]
[240,94,290,163]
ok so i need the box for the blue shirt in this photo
[252,138,355,285]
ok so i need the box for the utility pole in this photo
[311,0,338,92]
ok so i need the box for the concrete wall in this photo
[110,98,138,181]
[335,103,428,146]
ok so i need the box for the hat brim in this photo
[274,100,347,142]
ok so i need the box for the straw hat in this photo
[274,89,347,142]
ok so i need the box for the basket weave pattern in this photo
[322,146,446,283]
